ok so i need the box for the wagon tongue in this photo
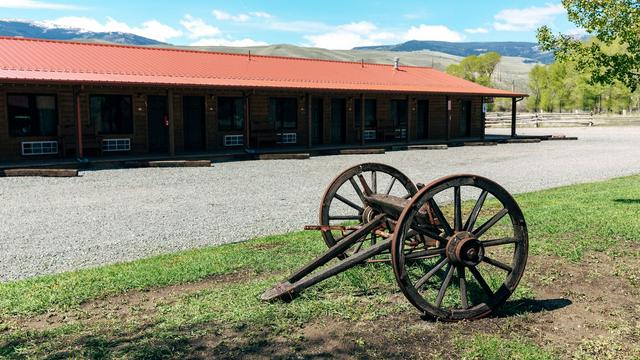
[364,194,409,220]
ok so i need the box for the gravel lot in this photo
[2,126,640,281]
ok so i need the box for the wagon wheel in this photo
[391,175,528,321]
[320,163,418,259]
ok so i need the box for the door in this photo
[459,100,472,137]
[330,98,346,144]
[417,100,429,140]
[183,96,206,152]
[311,98,323,145]
[147,95,169,153]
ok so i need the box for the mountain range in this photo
[0,19,164,45]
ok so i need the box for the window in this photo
[218,97,244,131]
[354,99,377,128]
[90,95,133,134]
[269,98,297,130]
[390,100,408,128]
[8,94,58,137]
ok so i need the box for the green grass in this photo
[456,334,557,360]
[1,175,640,358]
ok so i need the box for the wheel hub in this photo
[446,231,484,266]
[362,206,377,222]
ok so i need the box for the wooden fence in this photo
[485,112,595,127]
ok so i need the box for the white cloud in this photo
[180,15,220,39]
[305,21,463,50]
[0,0,80,9]
[190,37,268,47]
[404,24,464,42]
[40,17,182,42]
[465,27,489,34]
[213,10,250,22]
[250,11,272,19]
[493,4,566,31]
[264,20,331,33]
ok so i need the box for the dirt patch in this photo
[7,270,257,332]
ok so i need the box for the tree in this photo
[446,52,502,87]
[528,65,549,112]
[537,0,640,90]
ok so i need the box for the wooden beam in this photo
[307,93,312,148]
[74,88,84,159]
[511,97,517,137]
[167,89,175,156]
[360,93,365,146]
[445,96,451,141]
[406,95,411,143]
[245,93,251,149]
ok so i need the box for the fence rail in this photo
[485,112,595,127]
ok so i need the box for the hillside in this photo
[355,40,553,64]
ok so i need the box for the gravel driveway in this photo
[2,126,640,281]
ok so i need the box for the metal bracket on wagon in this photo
[261,163,529,321]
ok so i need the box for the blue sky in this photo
[0,0,580,48]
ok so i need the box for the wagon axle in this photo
[261,163,528,321]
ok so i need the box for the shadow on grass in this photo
[494,297,573,318]
[614,199,640,204]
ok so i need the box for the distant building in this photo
[0,37,526,161]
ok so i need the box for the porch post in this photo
[307,93,312,148]
[167,89,175,156]
[74,87,84,159]
[360,93,365,146]
[511,97,517,137]
[406,95,411,144]
[445,96,451,141]
[245,93,251,149]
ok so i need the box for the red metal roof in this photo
[0,37,527,97]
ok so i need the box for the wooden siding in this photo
[0,83,489,161]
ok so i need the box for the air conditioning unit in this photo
[364,130,377,141]
[102,138,131,152]
[224,134,244,147]
[277,133,297,144]
[21,141,58,156]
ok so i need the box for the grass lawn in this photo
[1,175,640,359]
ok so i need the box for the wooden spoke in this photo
[357,174,373,195]
[427,198,453,236]
[454,186,462,231]
[464,190,488,232]
[435,264,455,308]
[458,266,468,309]
[385,177,397,195]
[371,171,377,194]
[469,266,493,297]
[482,238,517,247]
[348,177,366,203]
[404,247,446,260]
[334,194,364,213]
[414,258,448,289]
[329,215,362,221]
[482,256,513,272]
[474,208,509,238]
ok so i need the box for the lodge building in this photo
[0,37,526,162]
